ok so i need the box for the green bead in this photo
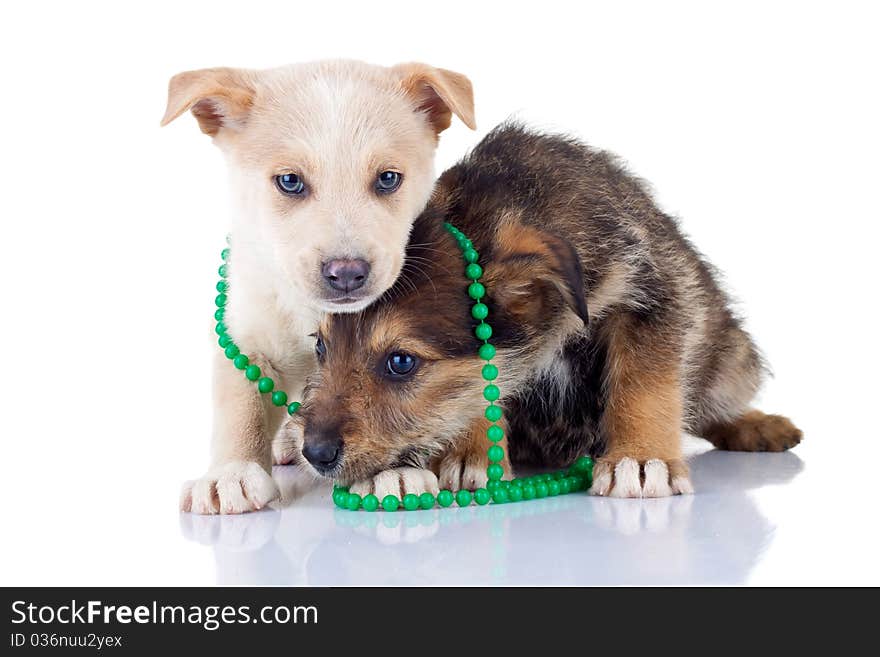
[287,401,301,415]
[508,486,523,502]
[419,492,436,510]
[474,322,492,340]
[257,377,274,393]
[483,384,500,402]
[468,282,486,300]
[471,303,489,320]
[437,490,454,507]
[346,493,362,511]
[460,239,473,251]
[463,248,479,264]
[214,308,225,321]
[455,489,473,507]
[573,455,594,473]
[402,493,420,511]
[245,364,261,381]
[492,488,509,504]
[332,489,347,508]
[479,343,496,360]
[486,480,501,493]
[570,476,584,491]
[465,263,483,280]
[559,478,571,494]
[216,280,228,293]
[485,405,503,422]
[522,484,536,500]
[362,494,379,512]
[214,293,227,307]
[271,391,288,407]
[381,495,399,512]
[487,424,504,442]
[474,488,491,505]
[221,248,230,261]
[487,445,504,463]
[487,463,504,481]
[214,322,226,335]
[535,482,549,498]
[224,344,240,359]
[218,264,228,278]
[218,333,232,348]
[547,480,561,496]
[482,364,499,381]
[233,354,249,370]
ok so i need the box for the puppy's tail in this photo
[698,409,803,452]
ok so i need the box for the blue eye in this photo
[375,171,402,194]
[315,336,327,360]
[386,352,417,377]
[275,173,306,195]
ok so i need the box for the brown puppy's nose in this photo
[321,258,371,293]
[302,430,344,473]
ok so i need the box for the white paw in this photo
[438,454,489,491]
[180,461,280,514]
[272,419,303,466]
[589,457,693,498]
[349,467,439,499]
[272,438,300,466]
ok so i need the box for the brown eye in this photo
[385,352,417,377]
[375,171,402,194]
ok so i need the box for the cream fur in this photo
[163,60,475,514]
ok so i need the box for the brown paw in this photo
[589,457,693,498]
[706,411,803,452]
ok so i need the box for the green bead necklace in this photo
[213,224,594,512]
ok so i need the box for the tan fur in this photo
[590,315,690,497]
[701,410,802,452]
[166,60,475,514]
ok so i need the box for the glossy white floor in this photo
[175,437,875,586]
[8,430,876,587]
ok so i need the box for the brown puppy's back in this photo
[429,124,798,466]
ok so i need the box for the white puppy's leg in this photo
[181,351,282,514]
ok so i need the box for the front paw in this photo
[272,417,303,466]
[589,457,694,498]
[437,452,490,491]
[349,467,440,499]
[180,461,280,514]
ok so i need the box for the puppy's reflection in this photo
[181,449,804,585]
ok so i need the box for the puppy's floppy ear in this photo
[393,62,476,134]
[160,67,256,136]
[485,218,589,329]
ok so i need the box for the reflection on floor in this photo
[180,445,805,586]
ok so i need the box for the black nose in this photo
[322,258,371,293]
[301,431,343,472]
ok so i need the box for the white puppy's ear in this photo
[394,62,476,133]
[160,67,256,136]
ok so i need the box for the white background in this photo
[0,0,877,585]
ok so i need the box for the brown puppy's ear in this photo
[160,67,256,136]
[485,220,589,329]
[393,62,476,134]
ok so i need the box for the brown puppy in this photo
[293,124,802,498]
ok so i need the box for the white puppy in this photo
[163,60,475,514]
